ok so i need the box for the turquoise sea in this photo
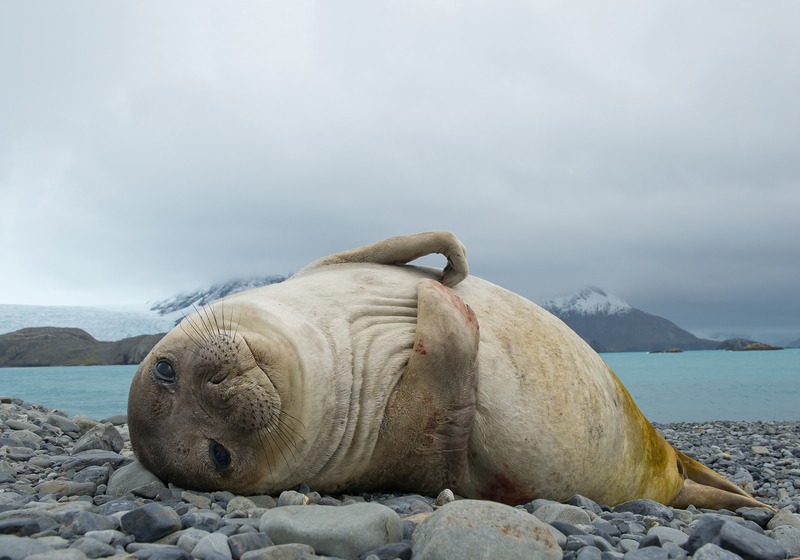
[0,349,798,422]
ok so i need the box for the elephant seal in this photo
[128,231,766,509]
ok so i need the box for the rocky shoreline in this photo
[1,397,799,560]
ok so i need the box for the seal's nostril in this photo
[210,371,226,384]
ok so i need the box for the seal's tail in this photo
[668,449,774,511]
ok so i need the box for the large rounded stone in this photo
[106,459,165,497]
[72,423,124,454]
[412,499,561,560]
[259,502,401,560]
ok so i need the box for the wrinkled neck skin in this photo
[224,277,416,494]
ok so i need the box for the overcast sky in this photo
[1,2,798,342]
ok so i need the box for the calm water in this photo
[0,350,798,421]
[0,365,137,419]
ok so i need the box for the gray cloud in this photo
[1,1,798,343]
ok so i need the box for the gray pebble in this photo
[240,543,316,559]
[624,547,670,560]
[26,550,89,560]
[182,490,213,509]
[0,534,54,560]
[181,510,227,532]
[6,419,40,431]
[613,500,674,524]
[434,488,454,506]
[766,507,800,530]
[72,423,124,454]
[120,502,182,542]
[576,546,603,560]
[276,490,308,507]
[769,525,800,556]
[61,511,119,534]
[691,543,745,560]
[228,532,274,559]
[69,535,117,557]
[191,531,232,559]
[534,503,595,525]
[61,449,129,470]
[646,525,688,546]
[47,413,81,433]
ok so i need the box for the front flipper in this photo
[366,279,479,492]
[295,231,469,287]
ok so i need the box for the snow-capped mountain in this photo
[150,275,287,315]
[540,287,717,353]
[541,287,632,316]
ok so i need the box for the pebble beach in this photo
[2,397,799,560]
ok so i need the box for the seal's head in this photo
[128,303,303,494]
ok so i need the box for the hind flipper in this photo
[669,450,773,510]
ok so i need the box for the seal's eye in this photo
[153,359,176,385]
[209,440,231,471]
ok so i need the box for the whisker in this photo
[180,312,206,350]
[275,419,304,462]
[276,412,307,442]
[193,304,213,341]
[270,424,297,471]
[210,302,223,335]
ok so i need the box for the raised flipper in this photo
[295,231,469,287]
[365,278,479,492]
[669,449,774,510]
